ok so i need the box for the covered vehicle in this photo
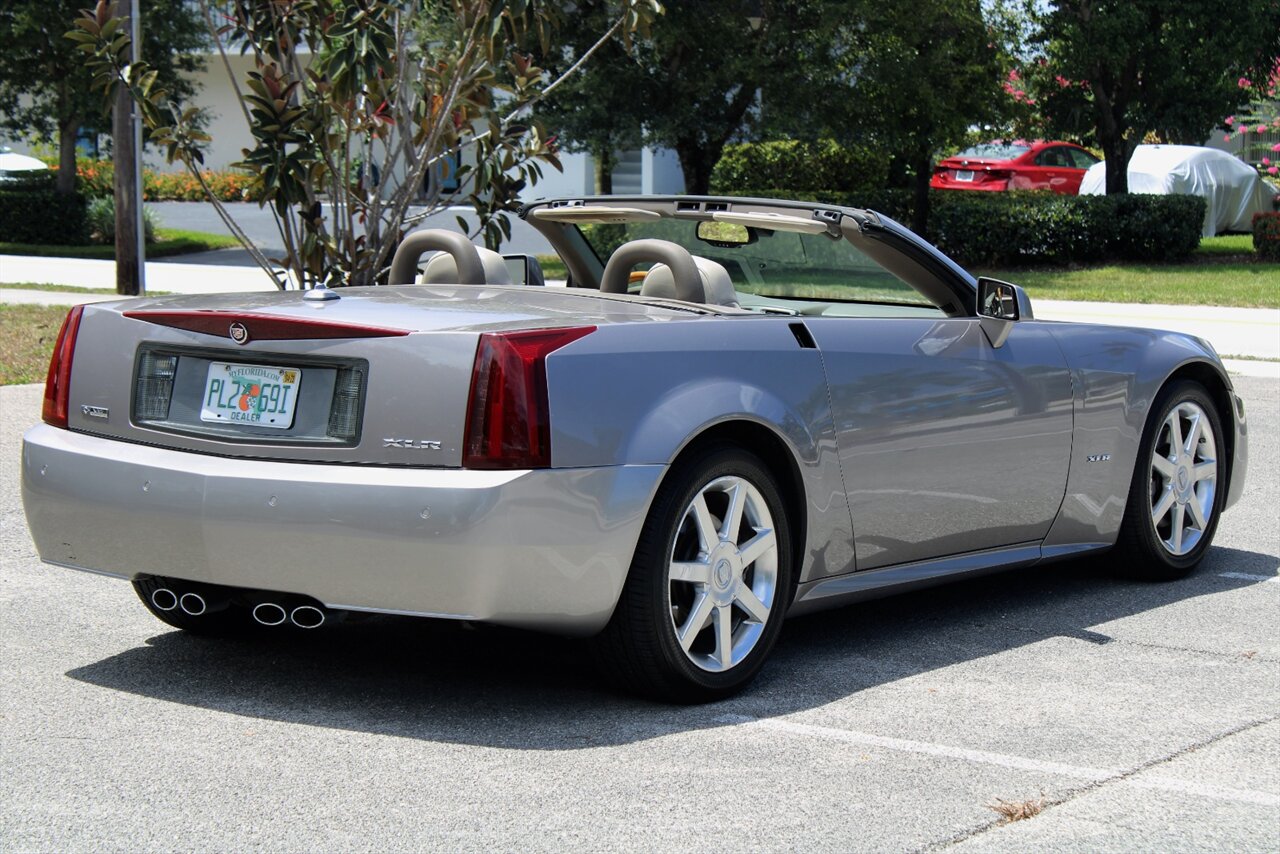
[931,140,1099,194]
[0,147,51,187]
[22,195,1248,702]
[1079,144,1276,236]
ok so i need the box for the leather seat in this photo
[420,247,513,285]
[640,256,739,307]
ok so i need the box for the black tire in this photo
[594,443,794,703]
[132,576,250,636]
[1112,380,1226,580]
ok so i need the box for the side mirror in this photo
[976,277,1033,348]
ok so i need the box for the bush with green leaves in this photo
[86,195,159,245]
[0,187,87,244]
[710,141,892,197]
[1254,212,1280,261]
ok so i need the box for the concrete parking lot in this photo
[1,377,1277,852]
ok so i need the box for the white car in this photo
[1079,144,1276,236]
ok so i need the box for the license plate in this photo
[200,362,301,429]
[955,170,975,182]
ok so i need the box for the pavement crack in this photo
[920,714,1280,852]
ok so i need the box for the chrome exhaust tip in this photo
[290,605,325,629]
[252,602,288,626]
[179,592,207,616]
[151,588,178,612]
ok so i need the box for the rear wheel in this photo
[596,444,793,702]
[1113,381,1225,580]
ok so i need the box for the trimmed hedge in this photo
[710,140,891,196]
[0,187,88,245]
[722,188,1206,266]
[931,193,1205,265]
[1254,212,1280,261]
[0,169,56,191]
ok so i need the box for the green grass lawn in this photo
[1194,234,1255,257]
[976,262,1278,308]
[0,304,68,384]
[0,228,238,260]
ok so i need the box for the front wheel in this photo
[595,444,794,702]
[1113,380,1225,580]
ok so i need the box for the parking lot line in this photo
[716,714,1280,807]
[1217,572,1280,583]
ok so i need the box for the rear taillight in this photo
[463,327,595,469]
[42,305,85,428]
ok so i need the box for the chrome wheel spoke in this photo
[691,493,719,552]
[670,561,711,584]
[714,604,733,669]
[1166,411,1184,458]
[678,593,714,652]
[735,584,770,624]
[1151,455,1177,478]
[1182,411,1203,456]
[1169,503,1186,553]
[1192,460,1216,482]
[1187,493,1209,531]
[722,482,746,541]
[738,529,776,567]
[1151,489,1175,526]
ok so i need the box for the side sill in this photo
[323,602,479,622]
[788,543,1042,617]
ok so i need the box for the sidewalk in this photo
[3,253,1277,377]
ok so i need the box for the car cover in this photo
[1079,144,1277,236]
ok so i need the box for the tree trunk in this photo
[593,147,615,195]
[112,0,143,296]
[910,152,931,236]
[1100,134,1132,195]
[56,120,80,196]
[675,140,714,195]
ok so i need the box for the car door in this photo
[806,316,1074,571]
[1033,146,1074,193]
[1062,147,1100,193]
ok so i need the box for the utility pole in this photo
[112,0,146,296]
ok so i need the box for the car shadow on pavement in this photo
[66,545,1275,749]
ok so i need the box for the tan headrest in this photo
[420,247,513,285]
[640,256,739,307]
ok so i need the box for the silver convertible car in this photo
[22,195,1247,702]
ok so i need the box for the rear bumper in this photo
[929,176,1009,192]
[21,425,664,635]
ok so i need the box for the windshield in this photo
[957,142,1031,160]
[576,218,934,308]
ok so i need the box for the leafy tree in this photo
[636,0,828,194]
[536,0,827,195]
[1031,0,1280,194]
[72,0,660,287]
[533,0,646,193]
[825,0,1004,232]
[0,0,206,195]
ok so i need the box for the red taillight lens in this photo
[42,305,85,428]
[463,326,595,469]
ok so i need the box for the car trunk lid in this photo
[62,285,687,467]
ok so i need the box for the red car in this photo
[931,140,1100,194]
